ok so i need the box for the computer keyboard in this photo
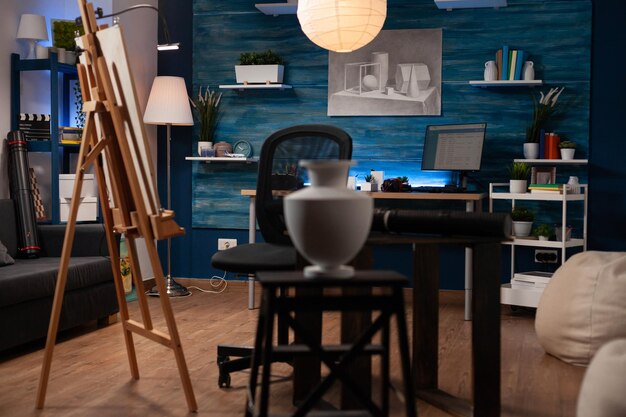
[413,185,466,193]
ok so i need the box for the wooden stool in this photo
[247,270,417,417]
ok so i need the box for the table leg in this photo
[472,242,501,417]
[248,196,256,310]
[464,199,475,321]
[293,286,322,405]
[412,243,440,389]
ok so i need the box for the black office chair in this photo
[212,124,353,387]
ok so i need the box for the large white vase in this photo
[284,160,373,278]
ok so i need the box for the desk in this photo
[241,189,487,320]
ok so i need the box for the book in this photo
[539,129,546,158]
[496,49,503,80]
[509,50,518,80]
[501,45,510,82]
[529,183,561,189]
[514,50,524,80]
[513,271,553,284]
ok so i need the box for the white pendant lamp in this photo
[297,0,387,53]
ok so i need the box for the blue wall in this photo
[156,0,621,286]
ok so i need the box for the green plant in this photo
[509,162,531,180]
[558,140,576,149]
[511,207,534,222]
[398,176,409,183]
[533,223,553,237]
[525,86,566,143]
[52,20,84,51]
[364,174,373,182]
[189,86,222,143]
[239,49,284,65]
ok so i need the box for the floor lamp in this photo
[144,76,193,297]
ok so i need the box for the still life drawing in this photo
[328,29,442,116]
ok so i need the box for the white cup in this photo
[198,141,213,157]
[36,45,49,59]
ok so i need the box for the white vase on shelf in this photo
[522,61,535,80]
[510,179,528,194]
[523,143,539,159]
[284,160,373,279]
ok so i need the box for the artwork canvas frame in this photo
[328,29,442,116]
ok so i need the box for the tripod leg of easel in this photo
[36,129,90,409]
[93,156,140,380]
[126,235,154,330]
[145,240,197,412]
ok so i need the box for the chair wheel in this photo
[218,373,231,388]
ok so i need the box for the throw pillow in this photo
[0,240,15,266]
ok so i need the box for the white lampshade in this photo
[16,14,49,41]
[144,76,194,126]
[297,0,386,53]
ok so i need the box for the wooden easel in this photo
[36,0,197,411]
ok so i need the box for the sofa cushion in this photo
[0,256,113,308]
[0,199,18,258]
[0,241,15,266]
[535,251,626,366]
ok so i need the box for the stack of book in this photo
[59,127,83,145]
[511,271,553,290]
[496,46,526,80]
[18,113,50,141]
[529,183,563,194]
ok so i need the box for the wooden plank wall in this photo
[192,0,591,229]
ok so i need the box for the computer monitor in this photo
[421,123,486,188]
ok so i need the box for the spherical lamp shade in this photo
[144,76,193,126]
[297,0,387,53]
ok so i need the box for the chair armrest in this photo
[38,224,118,257]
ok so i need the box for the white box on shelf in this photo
[60,196,98,222]
[235,65,284,84]
[59,174,96,198]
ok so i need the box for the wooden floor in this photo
[0,283,585,417]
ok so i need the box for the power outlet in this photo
[535,249,558,263]
[218,238,237,251]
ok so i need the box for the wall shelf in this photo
[219,84,292,90]
[513,158,588,165]
[255,1,297,15]
[185,156,259,163]
[469,80,543,87]
[435,0,507,10]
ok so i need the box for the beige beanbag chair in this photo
[577,338,626,417]
[535,251,626,366]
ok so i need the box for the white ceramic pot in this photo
[512,221,533,237]
[523,142,539,159]
[284,160,373,278]
[560,148,576,160]
[522,61,535,81]
[484,60,497,81]
[509,179,528,194]
[235,64,284,84]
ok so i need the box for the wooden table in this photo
[241,189,487,320]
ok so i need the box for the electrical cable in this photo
[187,271,228,294]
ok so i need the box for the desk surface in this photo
[241,189,486,201]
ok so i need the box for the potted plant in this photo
[52,19,84,64]
[511,207,534,237]
[558,140,576,160]
[235,49,285,85]
[361,174,378,192]
[189,86,222,154]
[509,161,531,194]
[533,223,553,241]
[524,87,565,159]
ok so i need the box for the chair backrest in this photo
[256,124,352,245]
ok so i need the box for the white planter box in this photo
[59,174,96,198]
[60,196,98,222]
[360,182,378,192]
[235,65,284,84]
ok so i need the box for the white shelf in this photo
[255,1,297,15]
[503,238,585,248]
[469,80,543,87]
[185,156,259,163]
[513,158,588,165]
[436,0,507,9]
[501,283,543,308]
[219,84,292,90]
[490,191,586,201]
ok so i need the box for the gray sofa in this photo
[0,199,119,352]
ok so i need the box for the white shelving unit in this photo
[469,80,543,87]
[185,156,259,163]
[513,158,588,165]
[219,84,292,90]
[489,182,588,308]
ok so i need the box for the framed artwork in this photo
[327,29,442,116]
[531,166,557,184]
